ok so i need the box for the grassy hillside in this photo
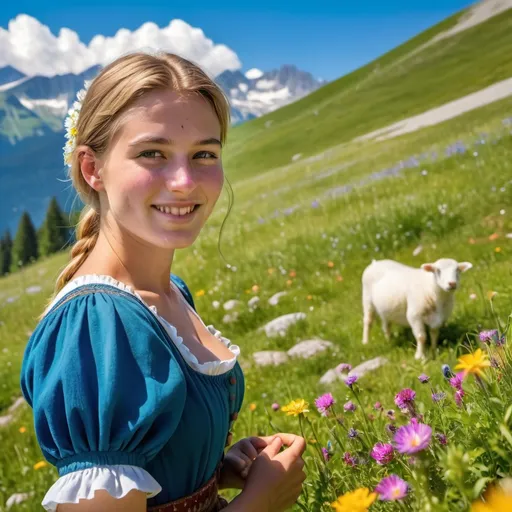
[224,8,512,181]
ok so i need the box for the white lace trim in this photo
[46,274,239,376]
[41,465,161,511]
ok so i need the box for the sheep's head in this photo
[421,258,472,292]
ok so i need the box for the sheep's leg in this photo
[362,290,374,345]
[408,314,427,360]
[381,317,391,340]
[429,328,439,359]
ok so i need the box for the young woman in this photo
[20,51,306,512]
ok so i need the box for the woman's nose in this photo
[165,162,196,192]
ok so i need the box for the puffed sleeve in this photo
[20,291,187,511]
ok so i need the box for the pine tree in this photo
[11,212,38,271]
[39,197,70,256]
[0,230,12,275]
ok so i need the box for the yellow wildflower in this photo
[286,279,293,286]
[327,261,335,268]
[455,348,491,378]
[195,289,205,297]
[249,403,257,412]
[331,488,377,512]
[472,484,512,511]
[495,247,502,253]
[252,285,259,292]
[34,461,48,470]
[19,426,27,433]
[281,399,309,416]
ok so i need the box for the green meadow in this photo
[1,9,512,511]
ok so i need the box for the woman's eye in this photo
[138,150,164,159]
[194,151,217,160]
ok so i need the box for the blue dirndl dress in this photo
[20,274,245,511]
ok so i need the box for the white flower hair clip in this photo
[63,79,93,167]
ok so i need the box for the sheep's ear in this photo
[421,263,435,273]
[458,262,473,273]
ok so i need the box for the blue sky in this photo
[1,0,475,81]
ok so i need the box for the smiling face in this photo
[96,89,224,249]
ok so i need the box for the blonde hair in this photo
[48,51,231,309]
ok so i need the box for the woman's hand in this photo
[237,433,307,512]
[219,436,277,489]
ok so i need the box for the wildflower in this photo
[327,261,335,268]
[331,488,377,512]
[281,399,309,416]
[386,410,396,421]
[432,392,446,403]
[394,388,416,410]
[442,364,454,379]
[271,402,280,411]
[394,421,432,454]
[195,289,206,297]
[436,433,448,445]
[386,424,397,435]
[375,474,409,501]
[249,403,257,412]
[449,372,465,390]
[315,393,336,416]
[344,401,356,412]
[471,483,512,511]
[19,426,27,433]
[374,401,383,410]
[455,349,491,378]
[348,428,359,439]
[34,461,48,470]
[344,375,358,388]
[336,363,352,373]
[286,279,293,286]
[322,447,332,462]
[289,270,296,278]
[370,443,394,464]
[455,389,465,407]
[479,329,499,344]
[343,452,357,466]
[251,284,259,292]
[418,373,430,384]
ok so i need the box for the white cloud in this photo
[0,15,241,78]
[245,68,263,80]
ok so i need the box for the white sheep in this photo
[362,258,472,359]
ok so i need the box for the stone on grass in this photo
[319,368,342,385]
[260,312,306,338]
[223,312,239,324]
[7,492,33,509]
[348,357,389,378]
[223,299,241,311]
[248,296,260,309]
[268,291,287,306]
[287,339,334,359]
[253,351,289,367]
[25,285,42,294]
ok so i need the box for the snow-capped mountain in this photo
[216,65,325,123]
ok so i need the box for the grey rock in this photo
[260,312,306,337]
[288,339,334,359]
[253,351,289,367]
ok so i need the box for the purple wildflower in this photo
[321,447,331,462]
[344,375,358,388]
[348,428,359,439]
[311,200,320,208]
[315,393,335,416]
[479,329,498,344]
[343,452,357,466]
[386,409,396,421]
[386,423,397,435]
[394,389,416,410]
[454,389,465,407]
[394,421,432,454]
[344,401,356,412]
[271,403,280,411]
[436,433,448,445]
[375,474,409,501]
[370,443,394,465]
[432,392,446,403]
[336,363,352,373]
[418,373,430,384]
[449,372,464,390]
[374,401,383,410]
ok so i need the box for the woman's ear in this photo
[78,146,104,192]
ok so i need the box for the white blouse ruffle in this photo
[41,274,240,509]
[42,465,161,511]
